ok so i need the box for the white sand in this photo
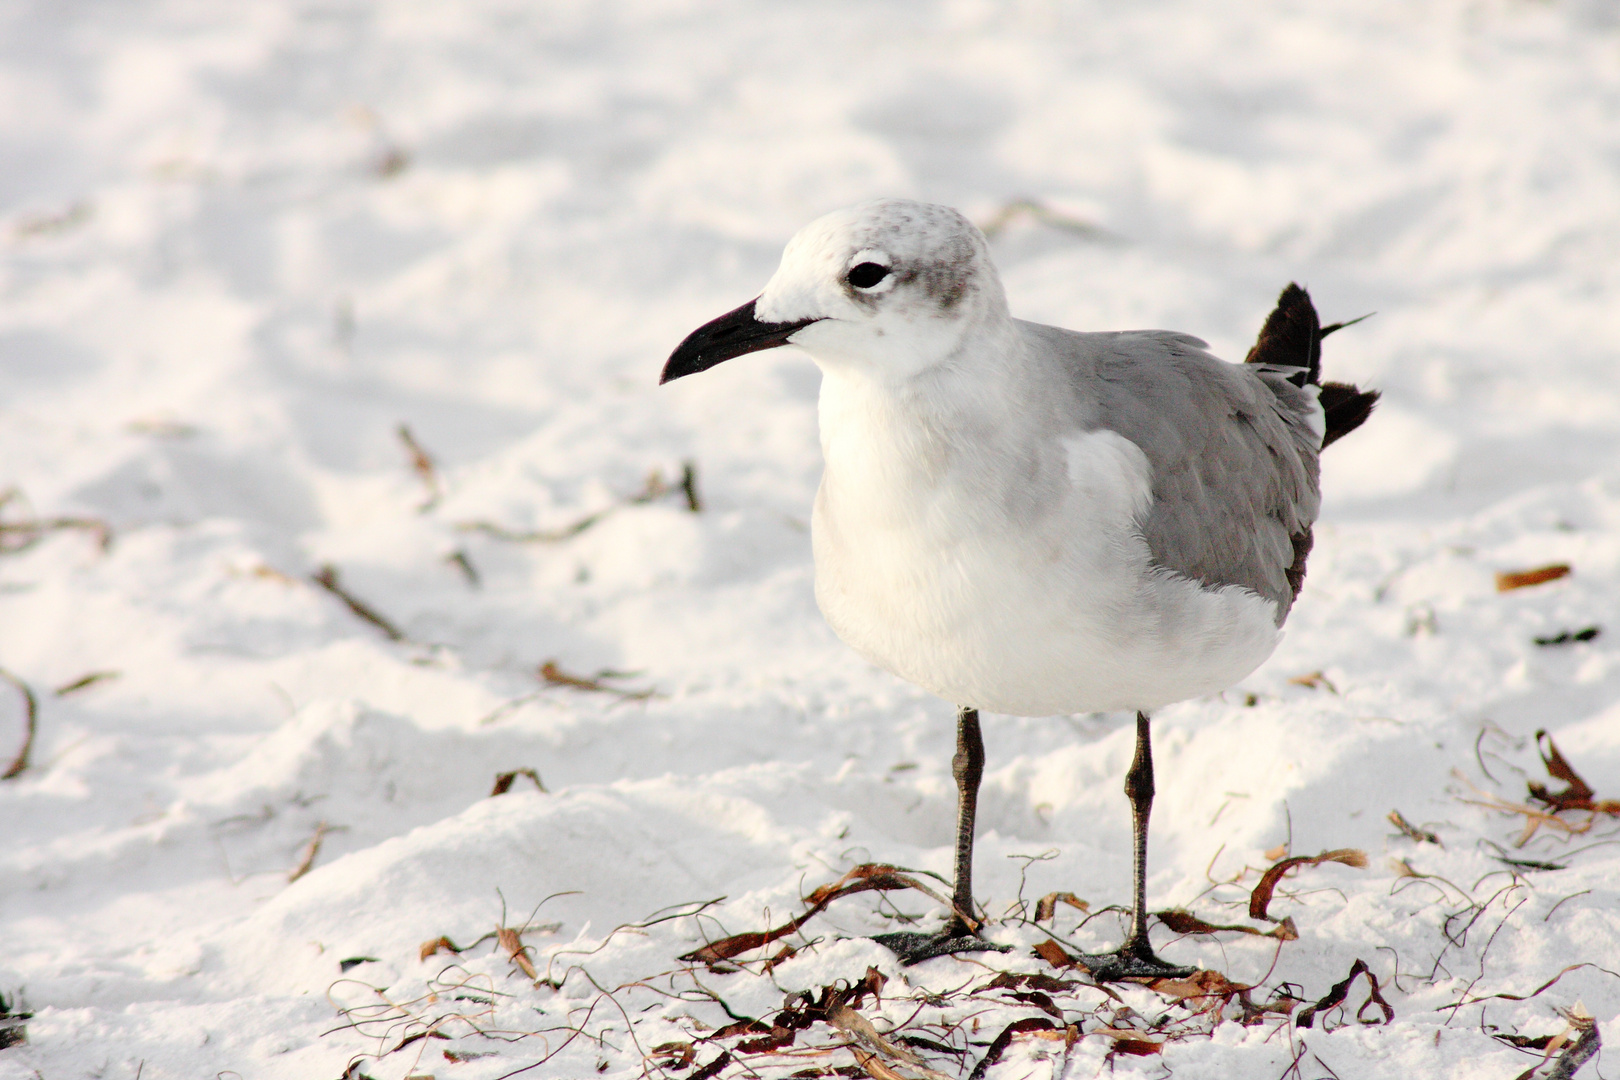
[2,1,1618,1077]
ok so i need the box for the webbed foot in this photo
[1079,943,1196,982]
[872,923,1013,966]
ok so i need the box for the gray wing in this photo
[1023,323,1322,623]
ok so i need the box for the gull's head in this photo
[661,199,1008,385]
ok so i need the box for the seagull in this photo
[660,199,1377,978]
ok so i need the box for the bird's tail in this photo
[1244,282,1379,448]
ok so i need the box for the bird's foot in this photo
[1079,940,1196,982]
[872,921,1013,966]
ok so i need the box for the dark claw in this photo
[872,929,1013,966]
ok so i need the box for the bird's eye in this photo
[847,262,890,289]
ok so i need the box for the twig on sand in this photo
[538,661,655,702]
[0,489,112,554]
[0,669,38,780]
[55,670,119,696]
[454,462,702,544]
[977,198,1114,242]
[289,821,344,882]
[397,424,442,512]
[311,564,407,642]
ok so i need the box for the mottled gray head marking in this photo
[752,199,1009,376]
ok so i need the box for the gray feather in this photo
[1020,321,1322,623]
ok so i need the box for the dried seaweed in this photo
[1249,849,1367,921]
[1033,891,1088,922]
[1496,564,1571,591]
[1528,730,1620,814]
[679,864,959,965]
[1295,959,1392,1029]
[498,926,539,980]
[456,462,701,544]
[1157,909,1299,941]
[490,768,547,796]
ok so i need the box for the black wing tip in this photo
[1245,282,1321,383]
[1247,282,1380,447]
[1319,382,1380,448]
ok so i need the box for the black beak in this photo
[660,299,820,384]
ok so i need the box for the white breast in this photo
[810,368,1281,717]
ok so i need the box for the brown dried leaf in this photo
[1149,969,1252,1008]
[736,1027,797,1055]
[680,863,954,965]
[861,966,887,1003]
[979,971,1082,996]
[1263,843,1289,861]
[1537,730,1594,798]
[761,944,797,973]
[1295,958,1393,1028]
[1526,730,1620,815]
[1287,670,1337,693]
[689,1051,732,1080]
[1496,564,1571,591]
[419,936,457,961]
[713,1019,769,1040]
[1033,891,1089,922]
[651,1042,695,1068]
[490,768,547,796]
[1032,939,1083,970]
[1156,909,1297,940]
[1249,848,1368,921]
[497,926,538,980]
[1108,1037,1164,1057]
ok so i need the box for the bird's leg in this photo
[1084,712,1195,980]
[872,706,1010,965]
[1121,709,1158,956]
